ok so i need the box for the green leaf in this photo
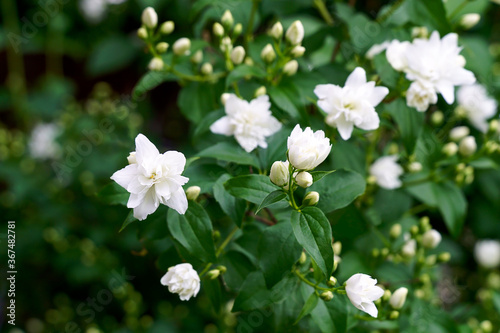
[434,182,467,237]
[225,174,279,204]
[96,183,129,206]
[178,81,222,124]
[255,190,286,214]
[268,84,301,119]
[87,36,137,76]
[197,142,261,168]
[309,169,366,213]
[204,278,222,314]
[373,53,399,89]
[294,292,319,325]
[225,64,266,87]
[220,251,255,291]
[291,207,334,278]
[166,201,216,262]
[133,71,176,99]
[385,98,425,155]
[310,170,335,183]
[119,210,137,232]
[258,223,302,287]
[213,174,246,228]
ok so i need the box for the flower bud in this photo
[372,248,380,257]
[459,136,477,156]
[431,111,444,126]
[207,269,220,279]
[137,27,148,39]
[269,161,289,186]
[489,119,499,133]
[411,26,428,39]
[191,50,203,64]
[213,22,224,37]
[425,254,436,266]
[299,251,307,264]
[156,42,169,53]
[327,276,337,287]
[220,36,232,53]
[389,311,400,320]
[442,142,458,156]
[410,225,419,236]
[221,10,234,28]
[422,229,441,249]
[269,21,283,39]
[220,93,230,105]
[186,186,201,200]
[303,191,319,206]
[261,44,276,63]
[233,23,243,36]
[290,46,305,59]
[485,141,498,154]
[201,62,213,75]
[160,21,175,34]
[283,60,299,76]
[383,289,391,301]
[389,287,408,309]
[419,216,430,229]
[460,13,480,29]
[408,161,422,173]
[231,46,246,65]
[142,7,158,29]
[390,224,402,239]
[333,241,342,255]
[255,86,267,97]
[438,252,451,262]
[480,320,493,333]
[402,239,416,258]
[450,126,470,141]
[295,171,313,188]
[216,265,227,274]
[127,152,137,164]
[173,38,191,56]
[148,57,164,71]
[285,20,304,45]
[213,230,221,242]
[320,291,334,301]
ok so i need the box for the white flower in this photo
[160,263,200,301]
[141,7,158,29]
[403,31,476,104]
[406,80,438,112]
[386,40,411,71]
[29,123,61,159]
[345,273,384,318]
[402,239,417,257]
[210,94,281,153]
[111,134,189,220]
[365,41,390,60]
[457,84,498,132]
[287,125,331,170]
[269,161,289,187]
[422,229,442,249]
[314,67,389,140]
[369,156,403,190]
[389,287,408,309]
[285,20,304,45]
[475,240,500,269]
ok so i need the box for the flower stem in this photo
[293,268,344,293]
[245,0,260,47]
[199,263,213,277]
[313,0,334,26]
[216,227,239,257]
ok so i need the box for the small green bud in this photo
[389,310,399,320]
[425,254,437,266]
[332,241,342,255]
[207,269,220,279]
[383,289,392,301]
[299,251,307,264]
[156,42,169,54]
[320,291,334,301]
[137,27,148,39]
[381,248,389,257]
[221,10,234,28]
[254,86,267,97]
[261,44,276,63]
[233,23,243,36]
[442,142,458,156]
[213,22,224,37]
[191,50,203,64]
[390,224,402,239]
[216,265,227,274]
[213,230,221,242]
[327,276,337,287]
[160,21,175,34]
[372,248,380,257]
[438,252,451,262]
[201,62,213,75]
[186,186,201,200]
[431,111,444,126]
[410,225,419,236]
[480,320,493,332]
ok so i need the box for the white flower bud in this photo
[191,50,203,64]
[233,23,243,36]
[160,21,175,35]
[231,46,246,65]
[173,38,191,56]
[261,44,276,63]
[475,240,500,269]
[459,136,477,156]
[141,7,158,29]
[320,291,334,301]
[295,171,313,188]
[408,162,422,173]
[290,45,306,58]
[220,36,232,53]
[450,126,470,141]
[389,287,408,309]
[156,42,169,53]
[160,263,200,301]
[244,57,254,66]
[220,93,231,105]
[269,161,289,186]
[283,60,298,76]
[333,241,342,255]
[201,62,213,75]
[207,269,220,279]
[148,57,164,71]
[221,10,234,28]
[303,191,319,206]
[127,152,136,164]
[411,26,428,39]
[186,186,201,200]
[422,229,442,249]
[137,27,148,39]
[442,142,458,156]
[269,22,283,39]
[285,20,304,45]
[460,13,480,29]
[390,224,402,239]
[213,22,224,37]
[402,239,416,257]
[255,86,267,97]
